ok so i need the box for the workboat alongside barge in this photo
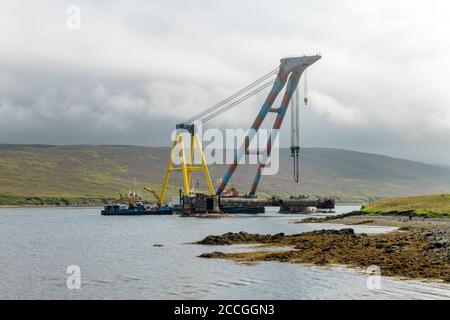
[101,191,173,216]
[101,203,173,216]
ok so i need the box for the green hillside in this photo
[361,194,450,217]
[0,144,449,205]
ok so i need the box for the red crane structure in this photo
[170,55,321,201]
[216,55,321,196]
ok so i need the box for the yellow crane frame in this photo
[159,132,214,204]
[143,186,162,206]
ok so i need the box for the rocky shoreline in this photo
[195,216,449,283]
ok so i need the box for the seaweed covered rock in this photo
[301,228,355,236]
[195,227,450,283]
[195,231,286,245]
[198,252,227,258]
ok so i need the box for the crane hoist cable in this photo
[183,67,278,125]
[303,69,308,105]
[290,87,300,182]
[201,79,275,123]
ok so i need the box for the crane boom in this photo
[216,55,321,196]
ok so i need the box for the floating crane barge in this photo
[102,55,335,216]
[220,196,335,214]
[159,55,335,216]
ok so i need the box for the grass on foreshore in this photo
[361,194,450,217]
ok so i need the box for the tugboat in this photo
[101,203,147,215]
[101,190,173,216]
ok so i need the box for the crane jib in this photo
[217,55,321,196]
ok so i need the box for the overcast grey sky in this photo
[1,0,449,165]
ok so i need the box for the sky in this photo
[0,0,449,165]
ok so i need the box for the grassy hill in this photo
[0,144,449,205]
[361,194,450,217]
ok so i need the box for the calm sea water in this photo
[0,206,448,300]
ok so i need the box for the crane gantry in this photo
[159,55,321,204]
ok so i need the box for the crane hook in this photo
[303,69,308,106]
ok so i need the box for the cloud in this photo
[309,90,365,126]
[0,0,449,164]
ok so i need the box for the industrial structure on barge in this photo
[103,55,335,216]
[162,55,333,215]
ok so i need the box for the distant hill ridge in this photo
[0,144,449,203]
